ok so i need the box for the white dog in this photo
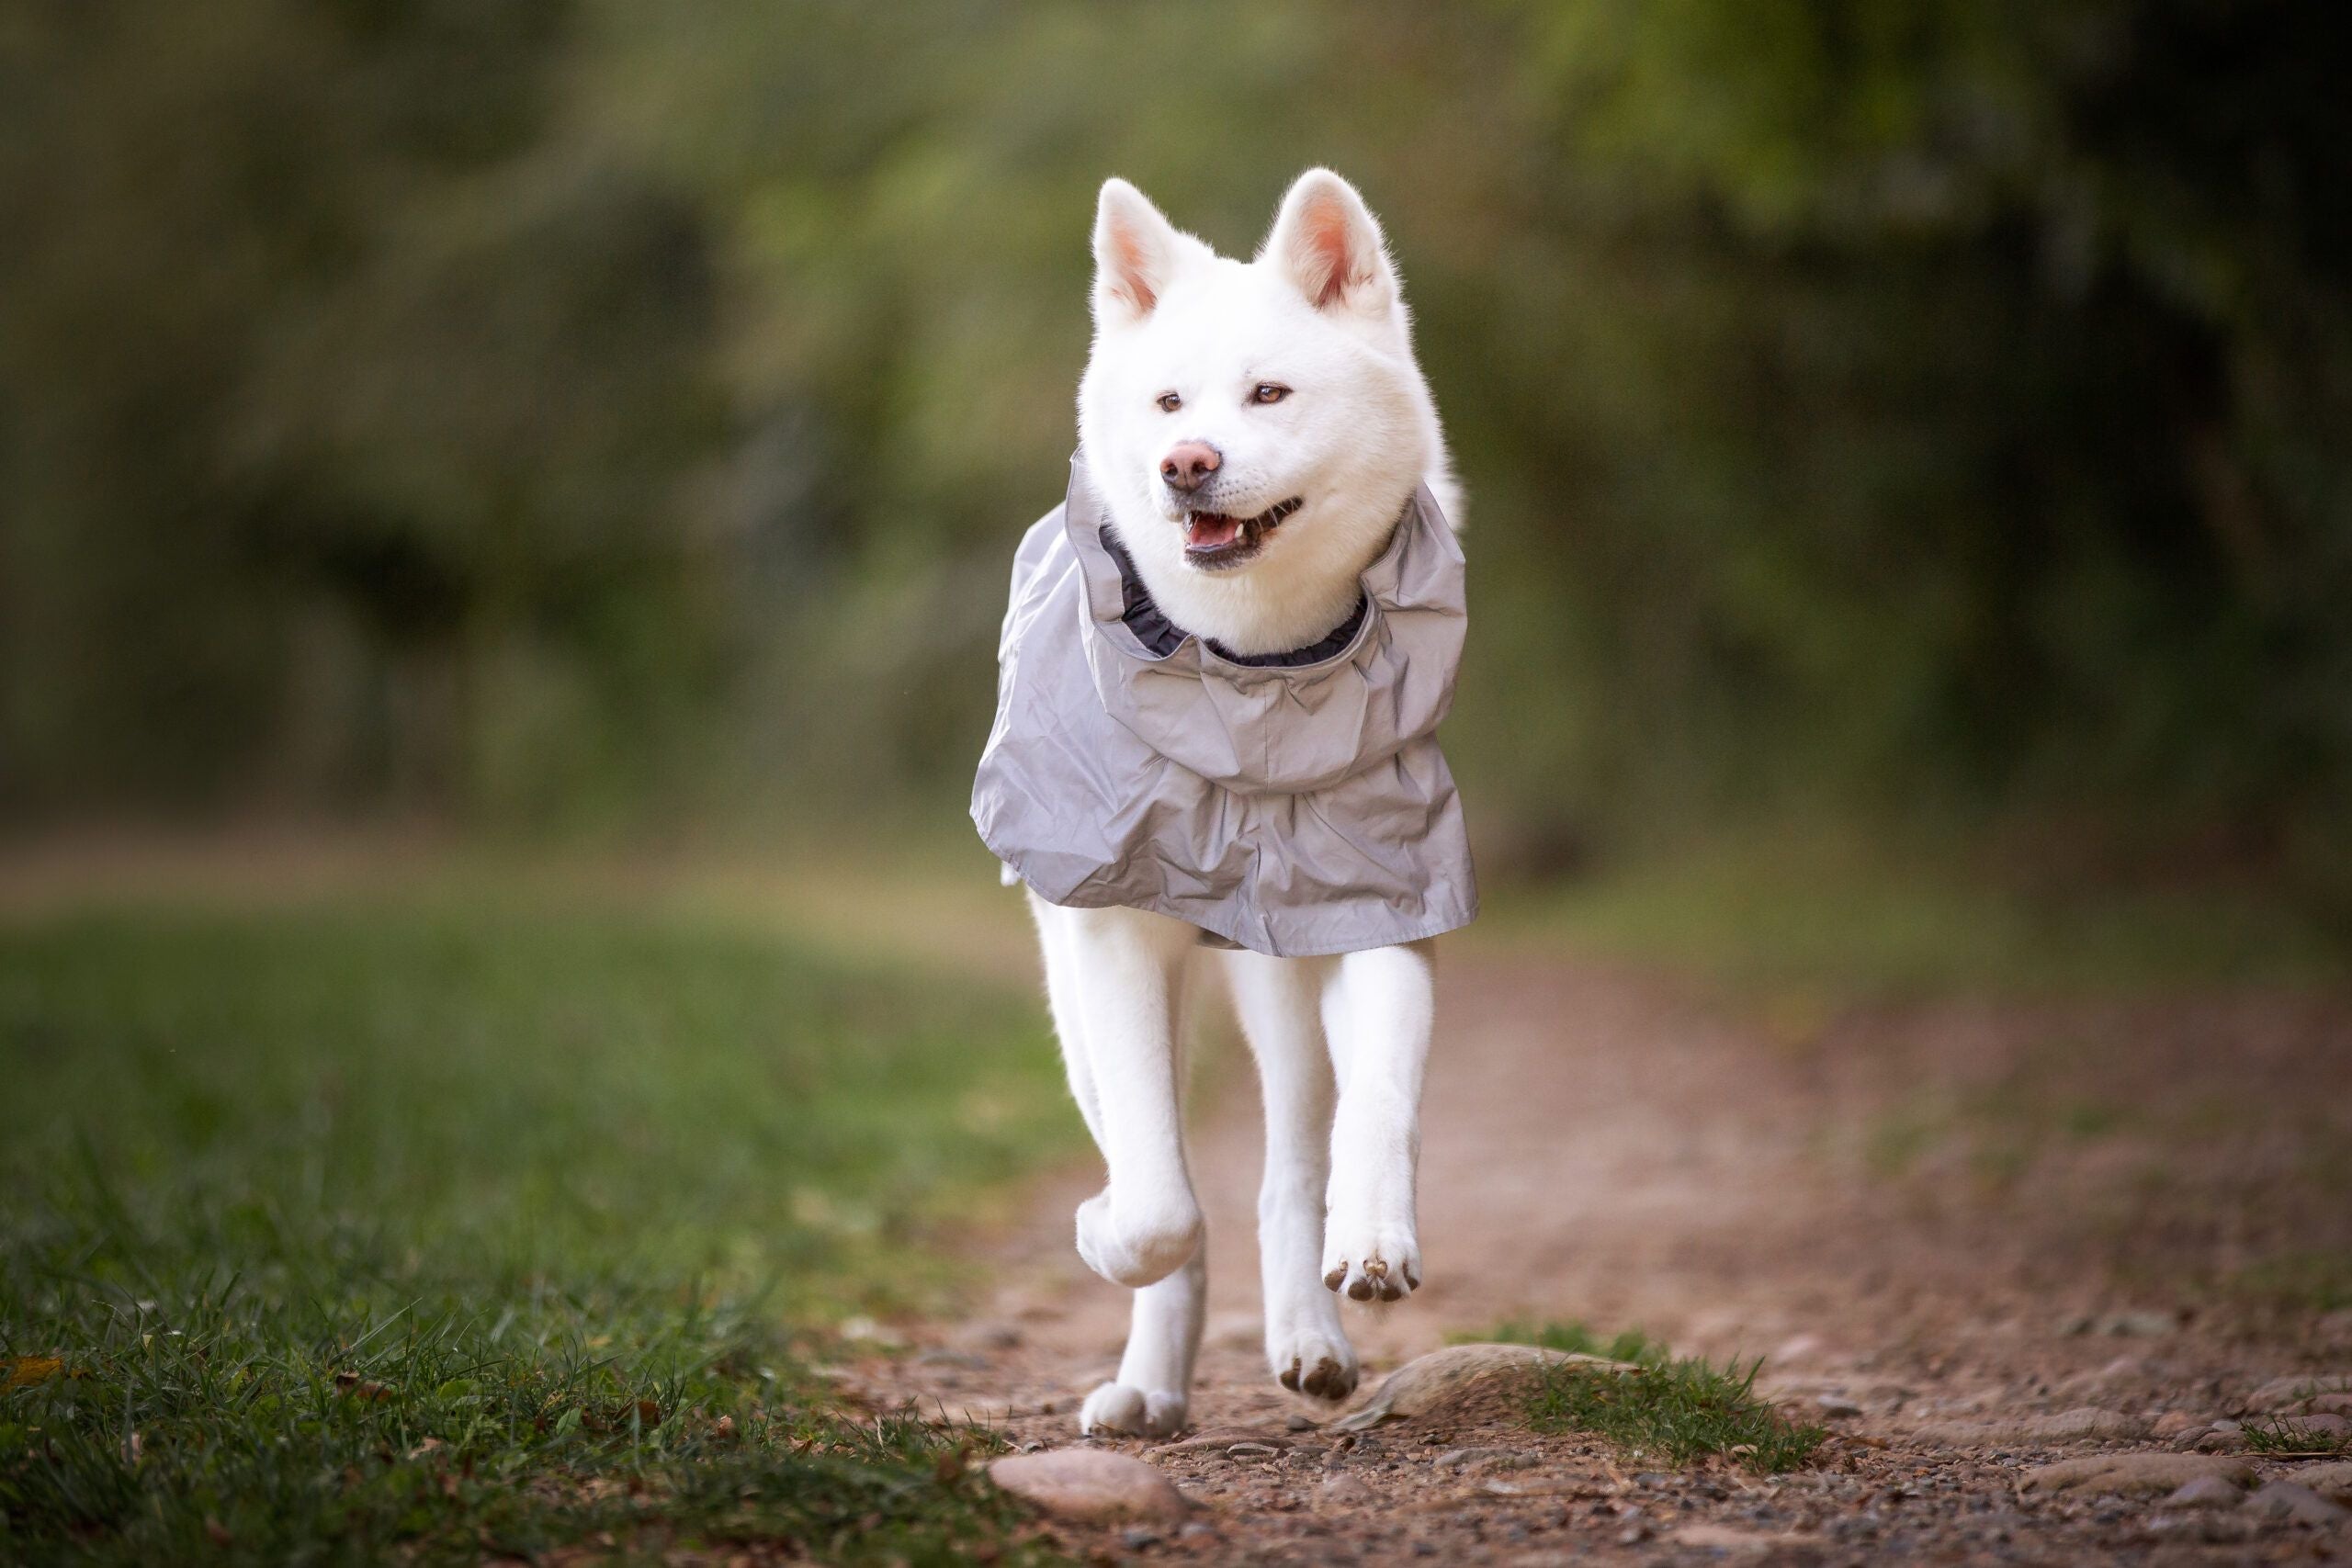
[976,170,1468,1437]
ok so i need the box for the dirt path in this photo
[882,951,2352,1563]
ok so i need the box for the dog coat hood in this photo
[971,456,1477,957]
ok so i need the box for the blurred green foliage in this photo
[3,1,2346,890]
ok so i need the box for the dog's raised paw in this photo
[1321,1225,1421,1303]
[1080,1381,1188,1437]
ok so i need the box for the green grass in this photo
[2244,1418,2352,1457]
[0,902,1075,1564]
[1480,832,2348,998]
[1483,1322,1826,1476]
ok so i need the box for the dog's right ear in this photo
[1092,178,1188,329]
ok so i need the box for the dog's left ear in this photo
[1260,169,1398,316]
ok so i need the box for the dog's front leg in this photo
[1033,899,1205,1435]
[1320,939,1434,1302]
[1054,904,1204,1287]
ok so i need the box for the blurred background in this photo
[5,9,2351,1557]
[5,0,2351,906]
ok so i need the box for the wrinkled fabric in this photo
[971,455,1476,957]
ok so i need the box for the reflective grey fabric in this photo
[971,456,1477,957]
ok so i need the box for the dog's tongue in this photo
[1185,513,1243,552]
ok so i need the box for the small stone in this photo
[1616,1522,1652,1545]
[1329,1342,1640,1432]
[1816,1394,1863,1417]
[1118,1527,1161,1551]
[1149,1428,1294,1457]
[1915,1406,2148,1447]
[2270,1413,2352,1439]
[2165,1475,2245,1510]
[2248,1373,2352,1412]
[956,1319,1023,1350]
[2151,1411,2201,1438]
[1178,1521,1215,1540]
[987,1450,1193,1525]
[1432,1446,1514,1470]
[2244,1480,2350,1528]
[2298,1461,2352,1502]
[1226,1441,1282,1461]
[1318,1472,1376,1506]
[2021,1454,2254,1496]
[1285,1413,1317,1432]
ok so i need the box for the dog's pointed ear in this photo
[1092,178,1187,328]
[1260,168,1396,316]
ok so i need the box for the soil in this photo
[869,952,2352,1564]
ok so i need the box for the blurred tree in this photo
[2,0,2346,889]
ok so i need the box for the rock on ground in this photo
[1329,1342,1640,1432]
[986,1449,1193,1525]
[2021,1453,2254,1496]
[2243,1480,2350,1528]
[2165,1474,2249,1509]
[1912,1405,2149,1448]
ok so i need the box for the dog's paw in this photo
[1321,1221,1421,1303]
[1269,1325,1358,1403]
[1080,1381,1188,1437]
[1074,1190,1202,1289]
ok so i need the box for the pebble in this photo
[1226,1441,1282,1461]
[2243,1480,2350,1528]
[987,1449,1193,1524]
[1911,1405,2148,1447]
[1331,1342,1639,1432]
[1284,1413,1317,1432]
[2150,1411,2201,1438]
[1816,1394,1863,1417]
[2164,1475,2245,1510]
[2021,1453,2253,1496]
[2248,1373,2352,1412]
[1431,1446,1515,1470]
[955,1319,1023,1350]
[1317,1472,1376,1506]
[1118,1528,1161,1551]
[2297,1461,2352,1502]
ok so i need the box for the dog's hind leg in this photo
[1223,950,1358,1402]
[1320,940,1434,1303]
[1032,897,1206,1435]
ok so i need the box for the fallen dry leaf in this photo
[5,1356,63,1389]
[332,1371,396,1402]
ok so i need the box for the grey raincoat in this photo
[970,457,1476,958]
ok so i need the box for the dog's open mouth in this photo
[1182,496,1303,570]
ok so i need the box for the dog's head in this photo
[1076,170,1453,656]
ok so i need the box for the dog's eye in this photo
[1250,383,1291,405]
[1156,392,1182,413]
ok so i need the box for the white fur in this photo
[1036,170,1453,1435]
[1078,169,1459,657]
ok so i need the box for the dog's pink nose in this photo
[1159,442,1222,493]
